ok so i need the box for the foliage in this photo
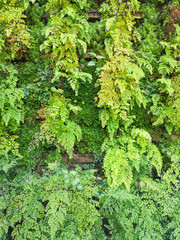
[64,59,107,154]
[24,1,47,60]
[150,25,180,132]
[103,128,162,191]
[87,21,106,53]
[0,166,103,240]
[0,63,24,173]
[135,3,180,134]
[40,93,82,158]
[160,138,180,189]
[0,0,179,239]
[18,62,54,110]
[17,121,49,170]
[96,0,148,139]
[100,180,180,240]
[0,128,21,173]
[0,2,30,60]
[0,63,24,127]
[40,0,92,94]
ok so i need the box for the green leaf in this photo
[87,60,96,66]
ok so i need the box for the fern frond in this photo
[99,109,110,128]
[104,148,133,191]
[158,56,178,76]
[147,143,162,176]
[131,128,152,142]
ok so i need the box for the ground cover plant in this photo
[0,0,179,239]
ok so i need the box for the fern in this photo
[41,0,91,94]
[126,62,145,82]
[150,76,180,131]
[101,174,179,239]
[104,147,133,191]
[161,139,180,190]
[158,55,178,76]
[103,129,162,190]
[0,129,22,173]
[0,5,30,60]
[0,64,24,126]
[99,109,110,128]
[1,167,102,239]
[149,24,180,132]
[57,121,82,157]
[100,188,140,240]
[40,94,82,158]
[131,128,152,142]
[135,55,153,74]
[147,143,162,176]
[97,3,146,135]
[157,77,174,95]
[2,107,24,126]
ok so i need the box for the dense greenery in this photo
[0,0,179,239]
